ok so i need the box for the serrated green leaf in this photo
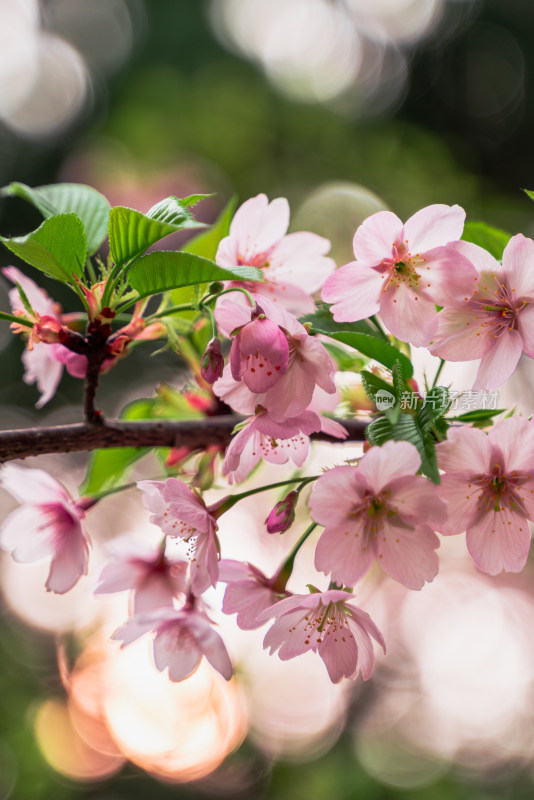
[128,251,262,300]
[365,413,440,483]
[314,328,413,378]
[2,181,110,255]
[0,214,86,284]
[109,196,207,266]
[300,306,380,338]
[462,221,511,261]
[417,386,449,431]
[181,196,237,260]
[360,370,396,403]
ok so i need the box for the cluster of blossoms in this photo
[2,189,534,688]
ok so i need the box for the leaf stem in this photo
[431,358,445,390]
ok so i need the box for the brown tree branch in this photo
[0,417,367,462]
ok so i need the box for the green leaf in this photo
[320,330,413,378]
[300,306,380,338]
[2,181,111,255]
[0,214,86,284]
[360,370,396,403]
[448,407,504,423]
[365,413,440,483]
[109,196,207,266]
[523,189,534,202]
[182,196,237,260]
[417,386,450,431]
[462,221,511,261]
[79,399,155,496]
[322,342,366,372]
[128,251,262,299]
[301,306,413,377]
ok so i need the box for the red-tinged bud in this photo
[33,315,65,344]
[407,377,421,396]
[266,490,299,534]
[363,440,373,453]
[165,446,192,468]
[200,338,224,384]
[183,390,215,413]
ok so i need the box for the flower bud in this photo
[201,338,224,384]
[266,490,298,534]
[33,316,65,344]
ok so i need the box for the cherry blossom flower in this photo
[230,304,289,392]
[259,589,385,684]
[3,266,79,407]
[112,605,233,682]
[436,417,534,575]
[431,236,534,389]
[138,479,219,595]
[94,538,188,613]
[309,441,446,590]
[222,408,321,485]
[321,205,477,347]
[219,559,284,630]
[216,193,335,314]
[0,464,90,594]
[214,294,336,420]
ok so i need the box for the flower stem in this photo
[370,315,389,341]
[204,286,255,308]
[271,522,318,592]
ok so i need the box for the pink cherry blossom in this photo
[138,479,219,595]
[3,266,77,407]
[222,408,321,485]
[321,205,477,347]
[230,304,289,392]
[309,441,446,590]
[431,236,534,389]
[215,294,336,420]
[436,417,534,575]
[216,193,335,314]
[95,538,188,613]
[259,589,385,684]
[0,464,90,594]
[219,559,284,630]
[112,605,233,682]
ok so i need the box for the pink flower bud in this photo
[201,338,224,384]
[266,490,298,533]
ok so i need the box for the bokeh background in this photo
[2,1,534,799]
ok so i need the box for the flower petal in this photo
[352,210,403,265]
[466,507,531,575]
[403,204,465,252]
[472,329,523,390]
[321,262,382,322]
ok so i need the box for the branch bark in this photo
[0,417,367,462]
